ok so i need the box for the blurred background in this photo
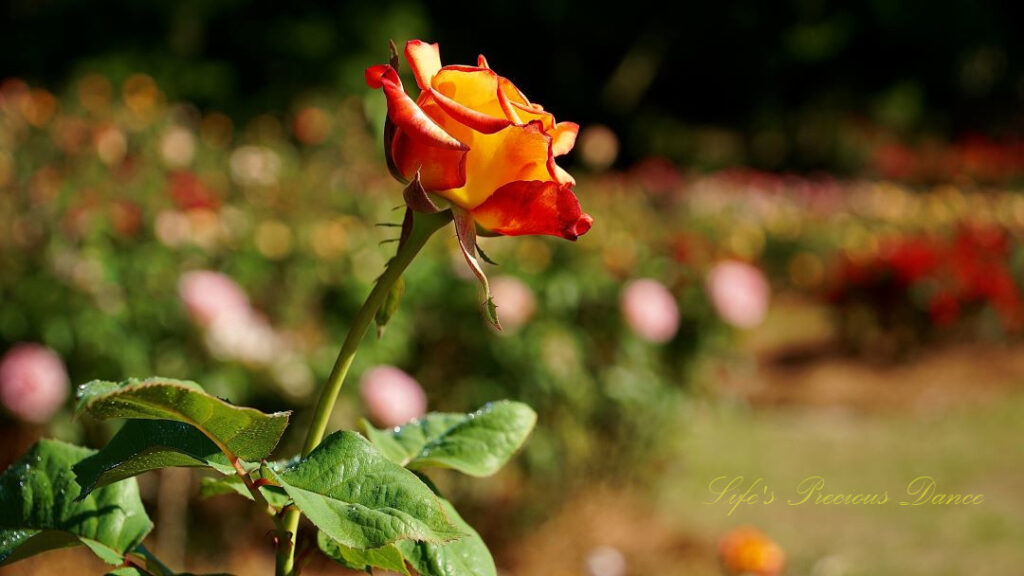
[1,1,1022,575]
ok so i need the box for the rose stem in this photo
[276,208,452,576]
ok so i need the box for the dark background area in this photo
[2,0,1021,169]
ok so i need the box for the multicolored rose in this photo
[365,40,592,241]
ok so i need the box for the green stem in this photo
[275,209,452,576]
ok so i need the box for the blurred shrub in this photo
[0,77,728,509]
[2,74,1021,533]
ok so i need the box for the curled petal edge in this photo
[427,88,511,134]
[549,122,579,157]
[366,65,467,151]
[404,40,442,91]
[470,180,594,241]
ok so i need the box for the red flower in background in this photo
[829,224,1024,332]
[167,171,221,212]
[929,291,961,327]
[883,236,941,285]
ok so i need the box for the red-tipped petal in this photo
[439,65,490,74]
[438,120,553,209]
[470,180,593,240]
[497,85,523,124]
[365,64,389,89]
[509,98,555,131]
[477,54,490,69]
[498,77,532,106]
[376,66,466,151]
[510,100,544,112]
[404,40,442,91]
[431,67,512,123]
[392,125,468,191]
[382,117,405,183]
[427,87,511,134]
[551,162,576,186]
[550,122,579,156]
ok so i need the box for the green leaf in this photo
[317,531,410,575]
[106,568,147,576]
[113,544,234,576]
[199,475,290,510]
[0,440,152,566]
[198,475,253,502]
[106,568,234,576]
[264,431,463,549]
[76,378,290,462]
[73,420,240,498]
[130,543,174,576]
[397,497,495,576]
[197,458,296,507]
[317,494,496,576]
[362,401,537,477]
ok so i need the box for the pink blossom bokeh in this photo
[178,270,251,327]
[360,365,428,428]
[706,260,771,329]
[620,278,680,343]
[490,276,537,333]
[0,343,70,424]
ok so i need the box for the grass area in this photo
[658,393,1024,576]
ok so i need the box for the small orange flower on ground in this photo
[718,526,786,576]
[365,40,593,241]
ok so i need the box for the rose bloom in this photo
[0,344,70,424]
[365,40,592,240]
[489,276,537,333]
[706,260,771,329]
[717,526,786,576]
[360,365,428,428]
[620,278,680,343]
[178,270,252,327]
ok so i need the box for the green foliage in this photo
[362,401,537,477]
[318,532,410,575]
[317,480,496,576]
[104,567,232,576]
[198,475,289,509]
[0,74,715,540]
[106,562,234,576]
[264,431,462,550]
[395,494,495,576]
[0,440,152,566]
[76,378,290,462]
[199,475,253,501]
[317,399,528,575]
[74,420,238,498]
